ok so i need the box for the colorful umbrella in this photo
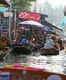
[18,21,43,28]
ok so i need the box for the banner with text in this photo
[18,11,40,21]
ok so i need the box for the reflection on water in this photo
[25,50,66,74]
[27,55,64,74]
[1,50,66,75]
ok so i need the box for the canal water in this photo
[1,50,66,75]
[27,51,65,74]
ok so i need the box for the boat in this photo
[0,64,66,80]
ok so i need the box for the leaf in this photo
[12,0,36,11]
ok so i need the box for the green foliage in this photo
[12,0,36,11]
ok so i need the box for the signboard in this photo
[0,26,3,30]
[4,12,13,17]
[0,26,7,30]
[0,8,8,12]
[18,11,40,21]
[0,4,5,8]
[0,72,10,80]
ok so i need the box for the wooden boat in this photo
[0,66,66,80]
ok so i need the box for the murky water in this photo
[26,55,65,74]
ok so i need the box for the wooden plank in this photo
[0,68,66,80]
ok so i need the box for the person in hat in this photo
[44,34,56,49]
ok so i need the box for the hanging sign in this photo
[4,12,13,17]
[18,11,40,21]
[0,8,8,12]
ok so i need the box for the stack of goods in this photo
[0,37,10,60]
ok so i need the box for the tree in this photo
[38,0,64,26]
[12,0,36,11]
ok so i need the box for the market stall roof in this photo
[40,14,48,17]
[0,0,10,6]
[44,21,63,31]
[19,20,44,28]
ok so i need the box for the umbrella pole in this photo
[13,0,17,41]
[9,3,12,42]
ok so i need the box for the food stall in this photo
[15,21,45,53]
[40,23,64,55]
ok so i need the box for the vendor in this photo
[44,34,56,49]
[60,6,66,49]
[20,36,27,44]
[58,39,64,50]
